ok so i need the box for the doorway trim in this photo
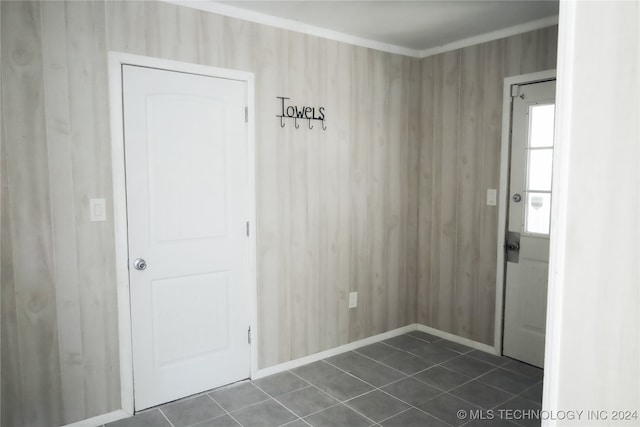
[494,69,556,354]
[107,52,258,415]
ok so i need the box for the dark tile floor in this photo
[106,332,543,427]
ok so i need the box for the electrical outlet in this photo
[349,292,358,309]
[89,198,106,221]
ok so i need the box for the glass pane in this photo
[529,104,555,148]
[526,192,551,234]
[527,149,553,191]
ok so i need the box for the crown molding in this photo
[162,1,558,59]
[164,0,421,57]
[418,15,559,58]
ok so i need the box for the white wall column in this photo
[544,1,639,424]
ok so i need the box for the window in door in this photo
[525,103,555,235]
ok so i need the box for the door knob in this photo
[133,258,147,270]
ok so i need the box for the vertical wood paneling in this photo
[254,24,286,368]
[317,39,343,352]
[40,2,85,422]
[520,30,541,74]
[144,1,180,60]
[335,42,352,347]
[197,11,226,66]
[417,26,558,344]
[65,0,121,416]
[455,44,483,338]
[348,46,373,342]
[505,32,523,76]
[303,34,321,356]
[477,39,506,344]
[1,2,63,426]
[520,27,558,75]
[417,56,435,325]
[404,58,421,326]
[0,1,4,422]
[0,4,3,420]
[287,31,309,360]
[435,50,461,332]
[386,53,403,331]
[176,6,201,64]
[542,26,559,69]
[425,54,444,329]
[223,16,255,72]
[104,0,146,55]
[369,50,388,336]
[272,32,293,366]
[1,90,23,427]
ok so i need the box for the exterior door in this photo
[123,64,250,410]
[503,79,556,368]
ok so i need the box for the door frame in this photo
[494,69,556,355]
[107,52,258,415]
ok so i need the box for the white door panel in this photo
[123,65,250,410]
[503,79,556,368]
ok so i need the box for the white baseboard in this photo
[252,324,418,379]
[60,409,131,427]
[60,323,497,426]
[416,324,499,355]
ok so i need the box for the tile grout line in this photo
[339,340,526,426]
[354,337,478,377]
[250,378,311,426]
[286,369,379,424]
[308,341,502,426]
[124,334,540,427]
[252,371,377,426]
[235,337,534,426]
[318,355,455,426]
[517,380,544,405]
[158,408,176,427]
[205,392,246,427]
[375,407,415,425]
[287,366,397,425]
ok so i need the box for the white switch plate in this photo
[348,292,358,309]
[89,198,106,222]
[486,189,497,206]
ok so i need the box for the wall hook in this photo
[276,96,326,130]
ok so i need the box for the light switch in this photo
[486,189,497,206]
[90,198,106,222]
[349,292,358,309]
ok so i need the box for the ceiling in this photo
[211,0,559,56]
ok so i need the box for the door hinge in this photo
[248,327,251,344]
[245,106,248,123]
[510,84,519,98]
[246,221,250,237]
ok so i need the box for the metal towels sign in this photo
[277,96,327,130]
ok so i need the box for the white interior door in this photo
[503,79,556,368]
[123,64,250,410]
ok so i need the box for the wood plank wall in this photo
[0,1,419,425]
[417,26,558,345]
